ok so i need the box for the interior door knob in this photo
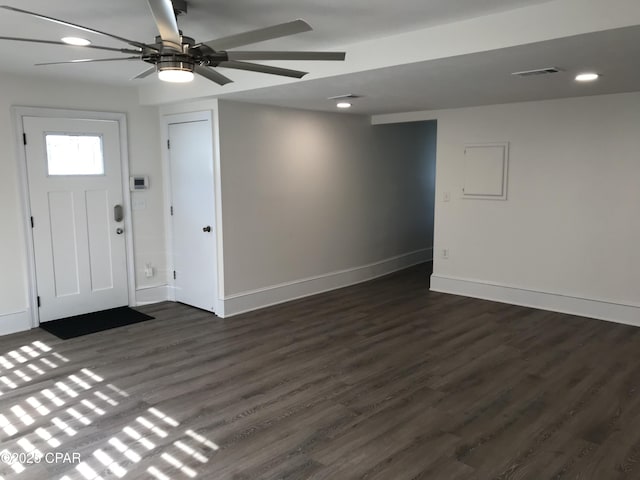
[202,226,212,233]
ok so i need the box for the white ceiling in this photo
[0,0,639,115]
[221,25,640,114]
[0,0,552,84]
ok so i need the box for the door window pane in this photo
[46,134,105,176]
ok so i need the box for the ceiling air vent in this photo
[327,94,361,100]
[511,67,562,77]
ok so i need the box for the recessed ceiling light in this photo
[336,102,352,109]
[61,37,91,46]
[575,72,600,82]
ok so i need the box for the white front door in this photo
[167,116,218,313]
[23,116,129,322]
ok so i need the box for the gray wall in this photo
[218,100,436,296]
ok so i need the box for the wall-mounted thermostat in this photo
[130,176,149,191]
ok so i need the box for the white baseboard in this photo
[430,274,640,327]
[135,285,170,306]
[221,248,433,318]
[0,310,31,336]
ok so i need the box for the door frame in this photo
[13,106,136,328]
[161,110,224,315]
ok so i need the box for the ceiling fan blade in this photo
[203,19,312,51]
[218,60,307,79]
[194,65,233,86]
[226,51,346,62]
[133,66,157,80]
[146,0,182,51]
[0,6,157,51]
[0,36,141,54]
[35,57,140,66]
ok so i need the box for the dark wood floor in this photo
[1,264,640,479]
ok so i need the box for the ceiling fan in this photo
[0,0,346,84]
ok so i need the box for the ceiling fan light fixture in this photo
[158,69,194,83]
[157,60,195,83]
[61,36,91,46]
[336,102,352,109]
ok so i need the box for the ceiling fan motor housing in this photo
[157,57,194,73]
[153,34,194,53]
[146,35,227,69]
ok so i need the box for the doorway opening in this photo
[371,119,438,280]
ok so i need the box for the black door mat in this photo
[40,306,155,340]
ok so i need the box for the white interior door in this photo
[168,117,218,313]
[23,116,129,322]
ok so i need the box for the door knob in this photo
[116,228,124,235]
[202,226,212,233]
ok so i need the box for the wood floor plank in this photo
[1,263,640,479]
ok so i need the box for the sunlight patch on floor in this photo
[0,341,220,480]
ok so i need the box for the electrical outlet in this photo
[441,248,449,259]
[144,263,154,278]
